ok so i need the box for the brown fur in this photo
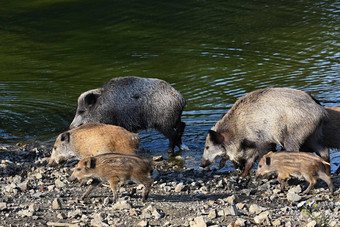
[48,123,139,166]
[69,153,153,202]
[256,151,334,194]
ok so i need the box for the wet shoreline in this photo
[0,144,339,226]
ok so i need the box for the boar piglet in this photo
[48,123,139,167]
[69,153,153,202]
[256,151,334,195]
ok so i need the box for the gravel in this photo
[0,144,340,226]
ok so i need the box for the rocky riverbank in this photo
[0,144,339,227]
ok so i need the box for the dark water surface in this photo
[0,0,339,169]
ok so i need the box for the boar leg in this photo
[108,177,119,203]
[141,177,154,202]
[175,121,186,149]
[302,175,316,195]
[81,179,101,200]
[219,157,227,169]
[239,156,257,178]
[277,174,289,191]
[318,171,334,194]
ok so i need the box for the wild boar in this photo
[68,153,153,202]
[48,122,139,166]
[323,107,340,175]
[201,87,329,177]
[69,76,186,155]
[256,151,334,194]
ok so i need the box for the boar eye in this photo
[205,146,210,150]
[76,168,81,171]
[259,165,262,168]
[53,146,57,150]
[78,110,85,115]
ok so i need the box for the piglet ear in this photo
[90,157,96,169]
[61,132,70,143]
[266,157,271,165]
[208,130,225,144]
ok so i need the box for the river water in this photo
[0,0,339,170]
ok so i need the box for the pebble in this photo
[68,209,82,218]
[287,192,302,202]
[0,202,7,211]
[28,203,40,212]
[112,200,132,210]
[234,218,246,227]
[52,198,62,210]
[254,211,270,225]
[190,216,206,227]
[223,205,241,216]
[224,195,236,204]
[138,220,148,227]
[175,182,185,192]
[249,204,266,214]
[91,219,109,227]
[54,179,65,188]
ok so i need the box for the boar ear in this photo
[266,157,271,165]
[84,92,100,107]
[208,130,225,144]
[61,132,70,143]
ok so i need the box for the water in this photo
[0,0,339,170]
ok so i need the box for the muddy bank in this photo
[0,144,339,227]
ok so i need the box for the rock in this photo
[57,213,67,220]
[235,218,246,227]
[190,216,206,227]
[287,192,302,202]
[306,221,317,227]
[175,182,185,193]
[249,204,266,214]
[68,209,82,218]
[329,220,337,227]
[224,205,241,216]
[112,200,132,210]
[272,219,281,226]
[52,198,62,210]
[55,179,65,188]
[152,156,163,161]
[254,211,270,225]
[208,209,216,219]
[236,203,245,210]
[0,202,7,211]
[137,220,148,227]
[224,195,236,204]
[91,219,109,227]
[28,203,40,212]
[288,185,302,194]
[18,209,34,217]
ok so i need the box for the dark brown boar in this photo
[323,107,340,175]
[48,123,139,166]
[201,87,329,177]
[256,151,334,194]
[68,153,153,202]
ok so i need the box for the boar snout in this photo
[200,159,211,168]
[68,174,77,182]
[48,159,58,167]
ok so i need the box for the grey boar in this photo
[201,87,329,177]
[48,122,139,166]
[68,153,153,202]
[323,107,340,175]
[256,151,334,194]
[70,76,186,155]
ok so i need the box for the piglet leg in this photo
[81,179,101,200]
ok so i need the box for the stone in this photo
[254,211,270,225]
[208,209,217,219]
[18,209,34,217]
[287,192,302,202]
[55,179,65,188]
[112,200,132,210]
[0,202,7,211]
[190,216,206,227]
[249,204,266,214]
[306,221,317,227]
[68,209,82,218]
[52,198,62,210]
[175,182,185,193]
[91,219,109,227]
[272,219,281,226]
[29,203,40,212]
[224,205,241,216]
[224,195,236,204]
[288,185,302,194]
[57,213,67,220]
[137,220,148,227]
[235,218,246,227]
